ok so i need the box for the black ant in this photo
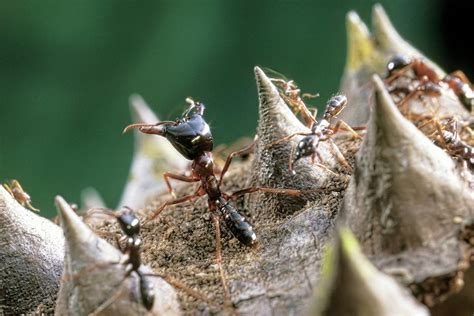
[267,94,363,174]
[385,54,474,113]
[2,179,39,212]
[123,97,325,303]
[84,207,210,314]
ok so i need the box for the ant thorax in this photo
[312,119,330,137]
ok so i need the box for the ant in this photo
[267,94,363,174]
[83,207,210,314]
[270,77,320,128]
[385,54,474,113]
[123,97,325,304]
[2,179,39,212]
[432,120,474,169]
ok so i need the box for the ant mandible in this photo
[84,207,210,314]
[123,97,320,303]
[2,179,39,212]
[267,94,362,174]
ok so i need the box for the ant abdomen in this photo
[218,199,257,246]
[138,273,155,310]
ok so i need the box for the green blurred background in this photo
[0,0,464,217]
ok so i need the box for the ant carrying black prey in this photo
[82,207,210,314]
[123,97,327,304]
[267,94,363,174]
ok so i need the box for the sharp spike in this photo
[345,11,375,71]
[81,186,106,210]
[250,67,336,214]
[340,75,474,297]
[0,186,64,314]
[117,94,188,209]
[371,4,445,77]
[54,195,181,315]
[311,227,429,316]
[338,11,381,126]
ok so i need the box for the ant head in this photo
[324,95,347,120]
[161,98,214,160]
[386,54,412,76]
[117,207,140,237]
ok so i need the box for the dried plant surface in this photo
[2,4,474,315]
[0,186,64,315]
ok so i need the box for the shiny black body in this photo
[127,99,257,246]
[163,113,214,160]
[216,198,256,246]
[118,211,155,310]
[386,54,412,76]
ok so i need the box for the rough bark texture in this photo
[55,196,181,316]
[1,4,474,315]
[0,186,64,315]
[339,76,474,307]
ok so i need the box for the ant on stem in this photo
[123,97,327,305]
[267,95,363,174]
[82,207,210,314]
[2,179,39,212]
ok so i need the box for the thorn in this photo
[81,187,106,210]
[118,94,188,209]
[0,186,64,314]
[340,75,474,287]
[250,67,334,215]
[345,11,375,71]
[311,227,429,316]
[54,195,181,315]
[371,4,445,77]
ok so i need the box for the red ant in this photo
[267,94,363,174]
[2,179,39,212]
[270,77,319,128]
[385,54,474,113]
[123,97,325,304]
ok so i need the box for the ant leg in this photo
[228,186,328,200]
[142,273,214,306]
[2,183,14,198]
[163,172,199,199]
[265,132,313,149]
[328,139,352,172]
[212,214,231,307]
[449,70,472,85]
[218,140,256,186]
[145,189,204,223]
[89,272,131,316]
[331,120,363,139]
[398,90,421,117]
